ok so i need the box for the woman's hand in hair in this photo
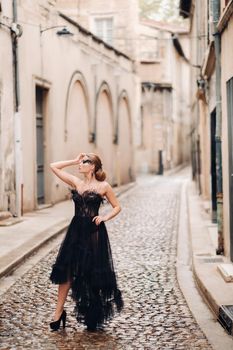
[73,153,86,164]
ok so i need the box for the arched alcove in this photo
[64,71,91,143]
[66,80,90,158]
[117,92,133,184]
[95,83,114,183]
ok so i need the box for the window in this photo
[94,17,113,45]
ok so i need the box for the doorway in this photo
[210,109,217,223]
[36,86,46,205]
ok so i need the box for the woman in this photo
[49,153,123,332]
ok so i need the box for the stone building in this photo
[0,0,137,216]
[180,0,233,262]
[0,0,191,219]
[56,0,140,59]
[179,0,222,256]
[0,1,16,217]
[219,0,233,261]
[57,0,192,175]
[182,0,214,204]
[136,19,191,174]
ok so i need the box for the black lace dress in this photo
[49,189,123,329]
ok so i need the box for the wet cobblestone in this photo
[0,177,212,349]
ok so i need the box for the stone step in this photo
[217,263,233,283]
[0,211,12,221]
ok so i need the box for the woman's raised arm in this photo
[50,153,85,188]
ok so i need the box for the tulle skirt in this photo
[49,215,123,329]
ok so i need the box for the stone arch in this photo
[116,90,132,144]
[65,72,91,159]
[95,81,115,183]
[94,81,114,137]
[64,71,91,142]
[117,90,134,184]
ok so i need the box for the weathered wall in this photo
[0,1,16,214]
[0,0,137,213]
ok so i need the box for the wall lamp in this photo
[40,25,73,36]
[196,75,206,90]
[89,132,95,143]
[196,75,207,102]
[56,27,74,36]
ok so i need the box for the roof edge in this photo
[59,12,132,62]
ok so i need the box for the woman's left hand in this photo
[92,216,106,225]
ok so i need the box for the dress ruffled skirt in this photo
[49,215,123,329]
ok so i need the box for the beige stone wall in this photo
[95,90,114,183]
[188,0,212,202]
[136,21,191,174]
[187,0,233,258]
[171,35,191,167]
[136,86,174,174]
[198,100,211,200]
[1,0,192,215]
[56,0,139,59]
[0,1,16,213]
[138,63,163,82]
[117,96,133,184]
[220,17,233,258]
[0,0,137,213]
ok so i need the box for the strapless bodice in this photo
[70,189,104,217]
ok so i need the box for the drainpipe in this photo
[12,0,23,217]
[211,0,224,254]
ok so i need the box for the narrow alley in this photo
[0,172,216,349]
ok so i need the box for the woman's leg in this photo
[54,280,72,320]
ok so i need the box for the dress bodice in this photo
[70,189,104,217]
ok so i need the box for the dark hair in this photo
[86,153,106,181]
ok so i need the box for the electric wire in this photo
[0,15,208,41]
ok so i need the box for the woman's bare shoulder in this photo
[101,181,112,192]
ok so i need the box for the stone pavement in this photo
[0,174,213,349]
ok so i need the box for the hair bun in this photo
[95,168,106,181]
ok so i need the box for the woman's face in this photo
[78,156,94,174]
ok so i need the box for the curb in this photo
[164,162,190,176]
[0,220,69,279]
[192,264,219,318]
[186,181,219,318]
[177,179,233,349]
[186,179,233,336]
[0,182,136,279]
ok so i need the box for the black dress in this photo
[49,189,123,330]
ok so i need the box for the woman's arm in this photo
[50,153,85,188]
[93,183,121,225]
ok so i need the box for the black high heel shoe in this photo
[50,310,66,331]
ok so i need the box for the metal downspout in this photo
[12,0,19,111]
[12,0,22,217]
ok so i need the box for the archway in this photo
[117,94,133,184]
[95,84,114,183]
[66,80,90,159]
[64,71,91,143]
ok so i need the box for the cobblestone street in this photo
[0,176,212,349]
